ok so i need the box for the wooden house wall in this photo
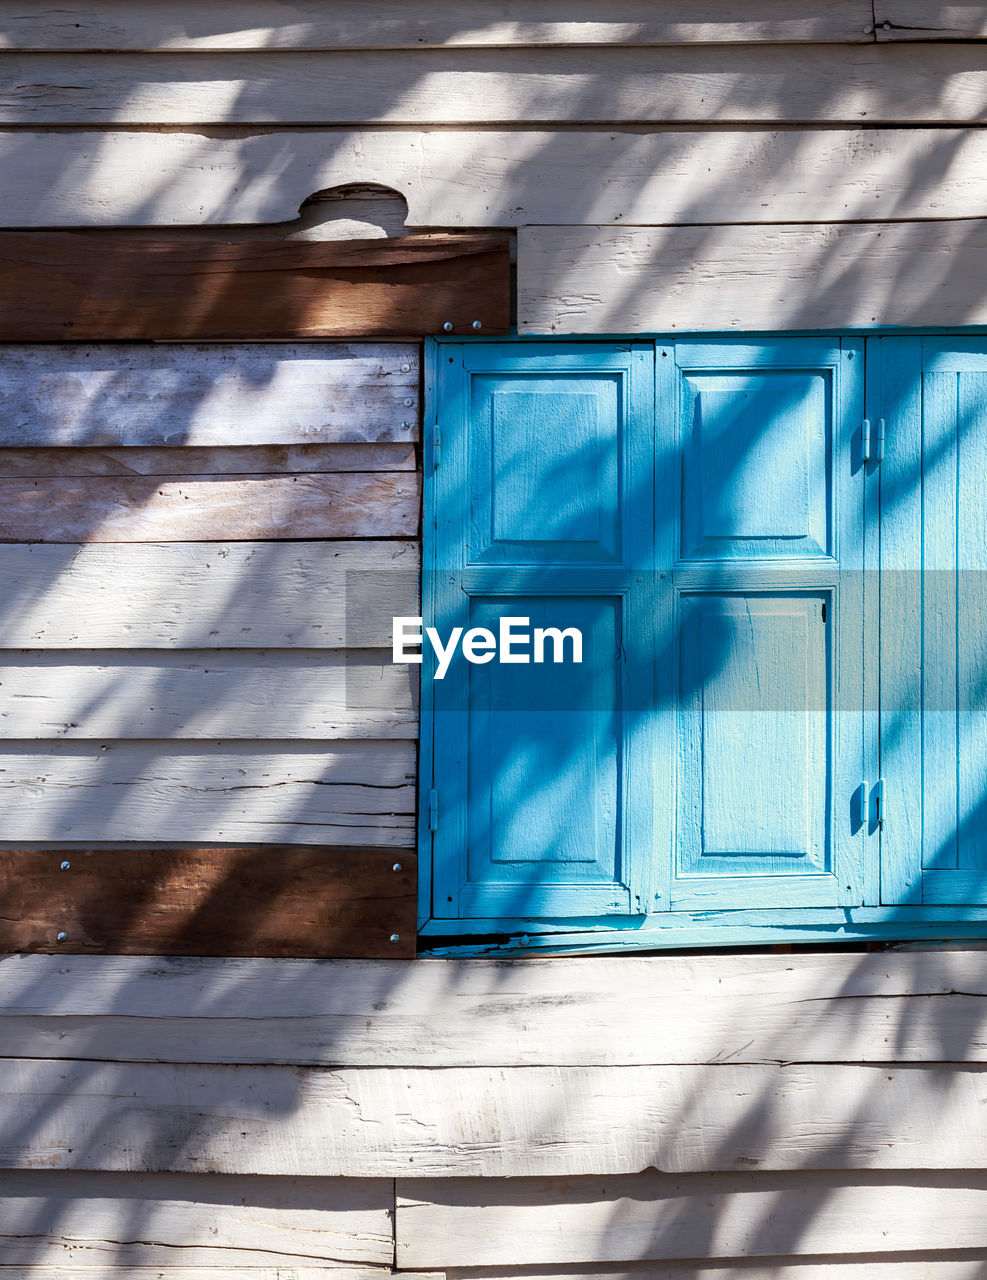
[1,4,986,1278]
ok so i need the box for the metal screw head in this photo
[389,933,401,943]
[472,320,483,330]
[401,421,412,430]
[401,363,411,373]
[442,322,454,332]
[404,397,414,407]
[56,931,67,943]
[60,860,71,871]
[392,862,403,873]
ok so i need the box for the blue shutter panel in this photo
[427,344,656,921]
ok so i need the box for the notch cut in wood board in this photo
[9,129,987,230]
[0,1169,394,1268]
[0,1,877,50]
[0,1062,985,1175]
[519,221,987,334]
[0,47,984,126]
[0,951,981,1066]
[396,1172,987,1267]
[0,741,416,848]
[0,234,509,340]
[0,847,416,957]
[0,540,419,648]
[0,471,420,541]
[0,443,417,475]
[0,650,418,740]
[0,343,420,446]
[875,2,987,39]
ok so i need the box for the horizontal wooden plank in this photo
[0,541,418,647]
[875,2,987,38]
[0,1,876,49]
[443,1264,987,1280]
[0,234,509,340]
[0,1061,983,1174]
[0,847,416,957]
[0,741,415,847]
[0,48,983,125]
[519,221,987,333]
[0,951,981,1066]
[0,1169,394,1268]
[0,443,417,476]
[7,128,987,230]
[0,343,419,445]
[0,471,419,541]
[0,651,417,739]
[396,1172,987,1266]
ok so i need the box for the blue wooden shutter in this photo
[425,343,656,921]
[877,337,987,908]
[667,339,868,911]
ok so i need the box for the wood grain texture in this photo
[0,47,983,126]
[0,443,416,475]
[0,234,510,340]
[0,741,415,847]
[6,128,987,230]
[0,541,419,648]
[519,222,987,334]
[0,471,419,541]
[0,952,978,1066]
[0,343,419,445]
[0,1,876,49]
[875,2,987,38]
[0,1061,983,1175]
[0,1169,394,1268]
[0,847,416,957]
[0,651,417,740]
[396,1172,987,1266]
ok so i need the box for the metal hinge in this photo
[862,418,886,464]
[874,777,886,828]
[428,788,439,832]
[432,421,441,468]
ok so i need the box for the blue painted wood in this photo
[425,342,656,920]
[878,337,987,908]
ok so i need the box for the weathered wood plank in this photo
[7,128,987,230]
[0,952,981,1066]
[0,541,418,648]
[0,48,982,126]
[0,1,876,49]
[0,1169,394,1267]
[0,343,419,446]
[875,2,987,39]
[519,221,987,334]
[0,234,508,341]
[396,1172,987,1266]
[0,742,415,847]
[0,443,417,476]
[0,471,419,541]
[444,1265,987,1280]
[0,847,416,957]
[0,651,417,739]
[0,1062,983,1174]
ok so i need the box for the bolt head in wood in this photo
[60,860,71,870]
[389,933,400,943]
[472,320,483,330]
[56,931,67,943]
[443,322,454,331]
[393,862,403,872]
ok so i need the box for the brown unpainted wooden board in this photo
[0,443,416,475]
[396,1172,987,1266]
[0,233,509,340]
[0,47,983,126]
[0,847,416,957]
[0,342,420,446]
[875,2,987,38]
[0,1,876,49]
[0,1168,395,1268]
[442,1264,987,1280]
[0,471,419,541]
[0,952,981,1066]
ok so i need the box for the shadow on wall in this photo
[0,20,985,1275]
